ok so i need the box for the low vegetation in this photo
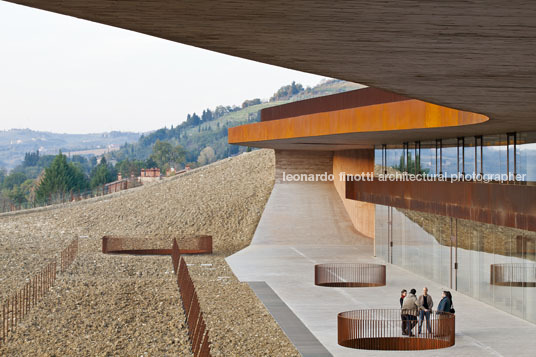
[0,79,362,209]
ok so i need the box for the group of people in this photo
[399,287,454,336]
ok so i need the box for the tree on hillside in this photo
[197,146,216,166]
[213,105,229,119]
[186,113,201,127]
[116,159,144,178]
[6,179,34,205]
[202,109,214,122]
[145,156,158,169]
[149,140,186,170]
[0,169,5,187]
[89,157,117,188]
[7,186,27,205]
[2,171,27,190]
[242,98,262,108]
[70,155,95,175]
[23,150,40,167]
[35,152,89,202]
[270,81,304,101]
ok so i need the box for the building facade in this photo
[229,88,536,324]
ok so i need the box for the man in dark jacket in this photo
[437,291,452,313]
[400,289,407,334]
[400,289,407,307]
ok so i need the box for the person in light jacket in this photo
[400,289,408,334]
[417,287,434,334]
[401,288,419,336]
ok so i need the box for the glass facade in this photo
[375,205,536,324]
[516,132,536,182]
[375,131,536,183]
[372,131,536,324]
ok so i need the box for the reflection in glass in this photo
[516,132,536,182]
[483,134,507,178]
[375,204,536,324]
[441,138,457,176]
[377,131,536,182]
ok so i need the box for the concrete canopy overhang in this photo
[5,0,536,132]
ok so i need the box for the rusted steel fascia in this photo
[346,179,536,232]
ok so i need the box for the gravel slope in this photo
[2,246,191,356]
[0,149,275,295]
[185,255,300,357]
[0,149,296,356]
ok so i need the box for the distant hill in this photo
[0,79,362,170]
[109,79,364,166]
[0,130,141,169]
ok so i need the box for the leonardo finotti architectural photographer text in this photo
[282,172,526,183]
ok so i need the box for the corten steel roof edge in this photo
[345,179,536,232]
[260,88,409,122]
[228,98,488,148]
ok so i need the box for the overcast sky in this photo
[0,1,326,134]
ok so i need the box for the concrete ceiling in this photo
[6,1,536,132]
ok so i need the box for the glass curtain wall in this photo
[516,132,536,182]
[375,131,536,183]
[375,204,536,324]
[371,130,536,324]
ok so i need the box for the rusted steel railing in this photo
[176,257,212,357]
[172,238,181,274]
[1,238,79,347]
[490,263,536,287]
[102,235,212,256]
[338,309,455,351]
[177,235,212,255]
[315,263,386,287]
[1,260,57,347]
[60,238,79,273]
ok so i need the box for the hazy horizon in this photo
[0,1,328,134]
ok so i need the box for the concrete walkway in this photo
[248,282,332,357]
[227,182,536,356]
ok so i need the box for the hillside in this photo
[0,79,361,212]
[0,149,298,356]
[109,79,363,165]
[0,129,140,169]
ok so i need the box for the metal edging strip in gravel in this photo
[247,281,332,357]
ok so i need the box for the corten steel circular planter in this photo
[490,263,536,287]
[102,235,212,255]
[338,309,455,351]
[314,263,386,287]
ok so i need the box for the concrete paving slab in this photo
[227,182,536,356]
[248,282,332,357]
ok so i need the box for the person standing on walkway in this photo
[400,289,407,307]
[418,287,433,334]
[437,291,453,313]
[436,291,453,336]
[400,289,408,334]
[402,288,419,336]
